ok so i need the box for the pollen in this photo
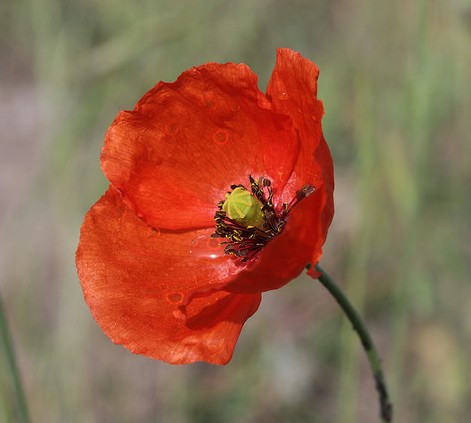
[212,176,315,263]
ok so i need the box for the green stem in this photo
[0,295,30,423]
[314,264,393,422]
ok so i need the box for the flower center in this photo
[222,187,265,229]
[212,176,315,262]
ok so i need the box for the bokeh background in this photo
[1,0,470,422]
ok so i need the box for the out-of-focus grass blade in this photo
[0,296,29,423]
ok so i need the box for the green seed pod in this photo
[222,187,265,229]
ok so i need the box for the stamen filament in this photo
[212,176,316,263]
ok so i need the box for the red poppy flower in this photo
[76,48,334,365]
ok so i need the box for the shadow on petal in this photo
[183,291,261,331]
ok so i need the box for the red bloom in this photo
[76,48,334,365]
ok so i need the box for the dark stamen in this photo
[212,176,315,263]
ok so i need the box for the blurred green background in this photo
[1,0,470,422]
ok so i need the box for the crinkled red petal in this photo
[101,62,300,231]
[266,48,334,275]
[267,48,333,192]
[76,187,261,364]
[222,190,326,293]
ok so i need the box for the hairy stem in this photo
[314,264,393,422]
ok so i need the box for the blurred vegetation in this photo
[1,0,470,422]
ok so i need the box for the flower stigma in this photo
[222,187,265,229]
[212,176,315,262]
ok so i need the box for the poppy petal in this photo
[266,48,334,271]
[267,48,334,196]
[220,189,324,293]
[101,62,300,231]
[76,187,261,364]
